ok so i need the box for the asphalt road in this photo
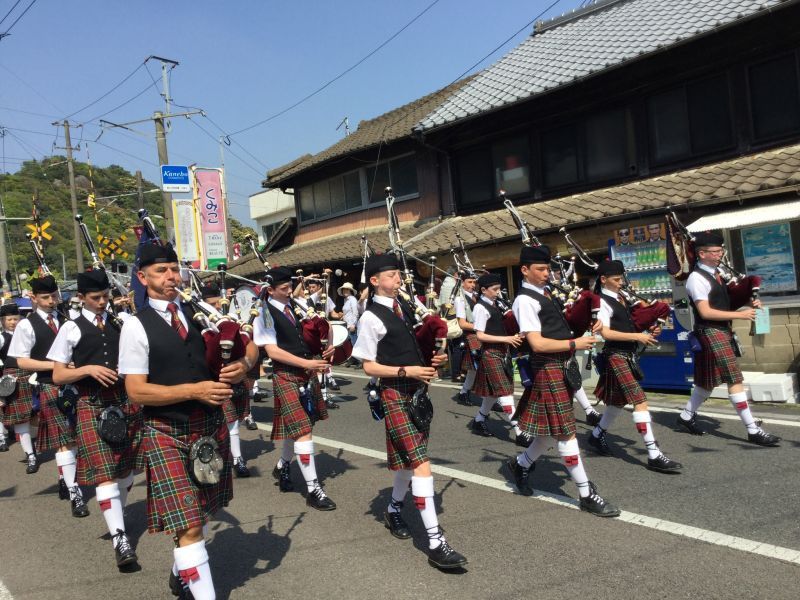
[1,370,799,599]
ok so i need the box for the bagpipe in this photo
[25,232,70,321]
[293,269,352,366]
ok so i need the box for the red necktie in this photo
[715,272,722,285]
[166,303,188,340]
[284,305,296,325]
[543,289,551,299]
[95,314,105,331]
[46,314,58,334]
[392,300,404,320]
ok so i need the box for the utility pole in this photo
[53,120,84,273]
[154,112,173,237]
[135,170,145,210]
[0,127,9,293]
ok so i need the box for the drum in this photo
[327,321,353,366]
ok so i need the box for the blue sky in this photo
[0,0,576,224]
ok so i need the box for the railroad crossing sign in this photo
[26,220,52,241]
[97,233,129,259]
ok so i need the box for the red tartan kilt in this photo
[75,387,144,486]
[271,363,327,441]
[36,383,76,452]
[0,368,35,426]
[694,328,743,390]
[515,353,576,438]
[380,377,429,471]
[142,408,233,534]
[221,383,250,424]
[459,333,480,374]
[472,343,513,397]
[594,353,647,407]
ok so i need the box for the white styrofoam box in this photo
[709,372,762,398]
[748,373,798,403]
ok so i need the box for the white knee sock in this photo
[680,386,711,420]
[573,386,597,414]
[632,411,661,459]
[460,369,476,393]
[174,540,215,600]
[411,475,444,549]
[517,435,554,468]
[593,405,623,437]
[117,472,134,508]
[475,397,495,422]
[729,392,759,434]
[0,422,7,438]
[388,469,413,512]
[277,439,293,468]
[294,440,319,492]
[15,422,34,455]
[227,420,242,461]
[96,483,126,544]
[558,438,590,498]
[498,394,521,435]
[56,449,78,496]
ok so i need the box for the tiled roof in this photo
[404,144,800,255]
[416,0,791,132]
[264,77,475,187]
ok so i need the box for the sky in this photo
[0,0,580,226]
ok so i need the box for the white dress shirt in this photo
[454,290,476,321]
[685,263,717,303]
[512,281,546,334]
[118,298,186,376]
[48,308,109,364]
[471,295,494,333]
[253,297,297,347]
[351,295,396,363]
[598,288,623,328]
[8,308,60,359]
[342,295,359,329]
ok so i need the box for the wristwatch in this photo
[569,339,576,355]
[397,367,407,378]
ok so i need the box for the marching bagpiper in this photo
[0,302,22,452]
[453,270,479,405]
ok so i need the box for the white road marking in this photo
[256,422,800,566]
[0,579,13,600]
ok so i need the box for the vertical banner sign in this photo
[194,168,229,269]
[172,198,201,267]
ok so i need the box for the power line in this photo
[187,116,265,178]
[0,0,36,38]
[229,0,443,136]
[80,78,162,125]
[0,1,23,28]
[0,104,60,119]
[0,62,64,113]
[63,61,147,120]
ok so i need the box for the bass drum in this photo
[234,285,259,319]
[327,321,353,366]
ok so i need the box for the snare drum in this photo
[327,321,353,365]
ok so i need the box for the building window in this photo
[585,109,628,181]
[542,124,579,188]
[298,186,315,221]
[366,154,419,204]
[749,54,800,141]
[261,222,281,242]
[457,136,531,208]
[456,147,493,208]
[492,136,531,195]
[344,171,362,210]
[647,75,733,165]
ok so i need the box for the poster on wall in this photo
[742,222,797,293]
[172,198,201,267]
[614,223,665,246]
[194,168,229,269]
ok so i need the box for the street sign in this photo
[26,220,52,241]
[161,165,192,193]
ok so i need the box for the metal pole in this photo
[0,196,9,294]
[136,170,145,210]
[63,121,84,273]
[154,112,175,241]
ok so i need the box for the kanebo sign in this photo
[161,165,191,192]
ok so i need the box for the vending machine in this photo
[608,226,694,391]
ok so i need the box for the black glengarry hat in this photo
[597,259,625,277]
[138,243,178,268]
[365,253,399,280]
[477,273,501,291]
[266,266,293,287]
[77,269,110,294]
[693,231,724,248]
[30,275,58,294]
[520,245,551,265]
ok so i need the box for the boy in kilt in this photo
[677,231,779,446]
[48,269,143,567]
[586,260,682,473]
[253,266,337,510]
[506,245,620,517]
[453,271,480,405]
[351,253,467,571]
[0,302,22,451]
[119,243,257,600]
[469,273,525,443]
[8,276,88,515]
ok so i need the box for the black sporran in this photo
[627,354,645,381]
[188,436,224,487]
[407,387,434,433]
[0,373,17,398]
[564,356,583,394]
[98,405,128,445]
[732,333,744,358]
[56,385,79,416]
[502,352,514,380]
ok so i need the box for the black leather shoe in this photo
[272,464,294,492]
[676,414,705,435]
[515,431,534,448]
[325,398,340,409]
[505,457,534,496]
[306,485,337,511]
[71,488,90,518]
[587,431,613,456]
[470,418,493,437]
[586,411,602,427]
[112,529,138,568]
[233,458,251,478]
[456,392,471,406]
[384,509,411,540]
[327,379,340,391]
[647,454,683,473]
[428,540,468,570]
[579,485,620,518]
[748,430,781,447]
[169,571,194,599]
[0,436,8,452]
[244,416,258,431]
[25,452,39,474]
[58,478,69,500]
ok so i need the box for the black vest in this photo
[476,298,506,336]
[72,314,120,388]
[265,299,312,358]
[689,267,731,331]
[602,294,637,352]
[367,300,424,368]
[137,304,212,422]
[0,331,16,370]
[516,287,573,340]
[28,312,63,384]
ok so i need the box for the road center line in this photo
[0,579,13,600]
[255,422,800,566]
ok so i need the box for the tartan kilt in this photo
[459,333,480,374]
[271,363,327,441]
[75,385,145,486]
[594,352,647,408]
[515,352,576,438]
[36,383,76,452]
[694,328,743,390]
[142,407,233,534]
[472,343,513,397]
[221,382,250,424]
[0,367,36,426]
[380,377,429,471]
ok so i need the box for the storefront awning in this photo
[687,200,800,232]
